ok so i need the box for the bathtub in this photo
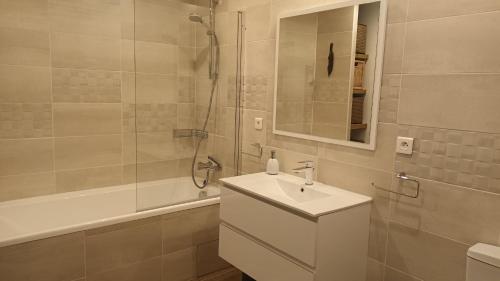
[0,177,220,247]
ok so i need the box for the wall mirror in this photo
[272,0,387,150]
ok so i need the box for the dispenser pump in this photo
[266,150,279,175]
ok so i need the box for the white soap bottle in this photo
[266,150,279,175]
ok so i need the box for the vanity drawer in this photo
[219,224,314,281]
[219,186,317,267]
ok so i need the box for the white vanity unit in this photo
[218,172,372,281]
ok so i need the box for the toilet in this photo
[466,243,500,281]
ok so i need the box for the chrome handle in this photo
[297,160,314,168]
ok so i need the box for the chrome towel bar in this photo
[371,172,420,198]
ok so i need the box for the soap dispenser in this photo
[266,150,279,175]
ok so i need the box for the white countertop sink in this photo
[219,172,372,217]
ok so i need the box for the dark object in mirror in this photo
[327,42,334,77]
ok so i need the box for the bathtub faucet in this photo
[197,156,221,171]
[197,156,221,186]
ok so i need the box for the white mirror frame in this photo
[272,0,388,150]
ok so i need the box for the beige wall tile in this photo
[120,0,135,40]
[196,240,231,276]
[135,0,183,44]
[136,73,178,104]
[51,32,121,70]
[382,23,405,74]
[241,109,266,145]
[163,247,197,281]
[178,76,195,103]
[0,65,51,103]
[135,41,178,74]
[87,257,162,281]
[137,133,177,162]
[318,6,354,33]
[0,232,84,281]
[317,123,397,172]
[121,39,135,71]
[135,103,177,133]
[368,216,388,263]
[365,258,384,281]
[245,40,275,77]
[245,3,271,42]
[136,159,182,182]
[48,0,121,38]
[53,103,122,137]
[178,47,195,76]
[122,133,137,165]
[390,178,500,245]
[386,222,468,281]
[0,172,55,202]
[52,69,121,103]
[0,0,49,31]
[317,158,391,218]
[54,135,122,170]
[312,102,349,126]
[214,11,239,46]
[384,267,423,281]
[162,205,220,254]
[403,12,500,74]
[407,0,500,21]
[55,165,123,192]
[0,103,53,139]
[121,71,136,103]
[395,125,500,193]
[378,74,400,124]
[387,0,408,24]
[399,74,500,133]
[0,138,53,176]
[0,27,50,66]
[85,217,162,275]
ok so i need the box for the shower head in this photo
[188,13,204,23]
[188,13,214,36]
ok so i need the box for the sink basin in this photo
[220,172,372,217]
[272,179,330,203]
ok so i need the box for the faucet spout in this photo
[293,160,314,185]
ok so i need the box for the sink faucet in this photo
[293,160,314,185]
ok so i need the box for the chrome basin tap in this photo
[293,160,314,185]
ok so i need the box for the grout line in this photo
[396,123,500,136]
[400,72,500,75]
[384,264,424,281]
[48,22,57,191]
[404,8,500,24]
[387,220,472,247]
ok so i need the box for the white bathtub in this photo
[0,177,220,247]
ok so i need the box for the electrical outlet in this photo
[396,137,414,155]
[254,117,263,130]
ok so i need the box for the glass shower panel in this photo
[134,0,242,211]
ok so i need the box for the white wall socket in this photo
[396,137,414,155]
[254,117,263,130]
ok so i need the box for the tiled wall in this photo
[0,205,241,281]
[312,7,354,140]
[216,0,500,281]
[0,0,218,201]
[275,14,316,135]
[0,0,132,201]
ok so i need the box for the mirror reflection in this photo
[274,2,382,145]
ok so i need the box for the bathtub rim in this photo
[0,195,220,248]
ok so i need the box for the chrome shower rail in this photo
[173,129,208,139]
